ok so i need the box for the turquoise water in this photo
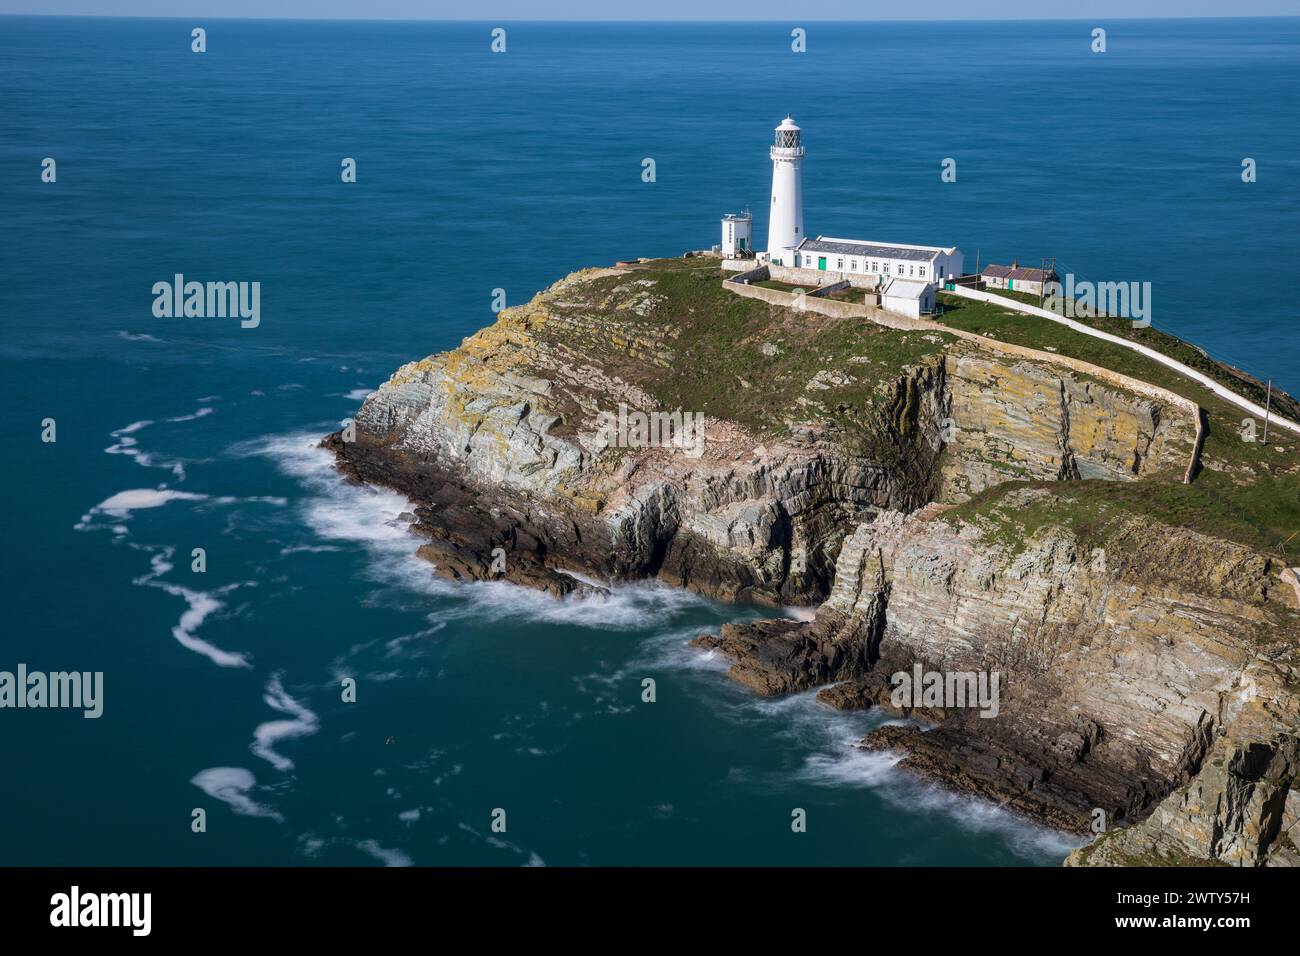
[2,16,1297,866]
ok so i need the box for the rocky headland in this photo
[326,257,1300,866]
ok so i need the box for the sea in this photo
[2,15,1297,866]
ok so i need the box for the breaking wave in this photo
[248,431,711,630]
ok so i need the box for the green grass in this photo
[752,279,810,294]
[544,260,954,438]
[944,479,1292,558]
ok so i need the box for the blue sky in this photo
[0,1,1292,20]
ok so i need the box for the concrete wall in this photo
[723,279,882,320]
[727,264,770,285]
[770,263,881,290]
[809,280,850,298]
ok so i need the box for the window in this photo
[919,266,926,277]
[871,262,878,273]
[836,258,843,269]
[897,263,904,274]
[851,260,858,271]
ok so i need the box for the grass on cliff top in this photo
[549,259,955,437]
[945,477,1298,560]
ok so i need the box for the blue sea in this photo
[2,16,1297,866]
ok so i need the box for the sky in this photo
[0,1,1293,20]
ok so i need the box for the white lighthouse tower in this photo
[766,116,805,266]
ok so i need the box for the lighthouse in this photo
[766,116,805,267]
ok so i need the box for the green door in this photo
[1008,278,1014,290]
[817,257,827,270]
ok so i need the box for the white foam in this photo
[166,407,214,423]
[343,388,376,401]
[130,545,253,668]
[250,674,320,772]
[279,544,344,555]
[354,839,413,867]
[102,406,213,480]
[93,487,208,517]
[160,584,250,669]
[791,711,1084,860]
[76,486,285,535]
[190,767,282,822]
[250,431,712,630]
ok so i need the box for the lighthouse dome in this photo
[773,116,802,150]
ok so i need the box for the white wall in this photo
[767,154,803,264]
[881,293,922,319]
[794,249,941,283]
[935,249,963,281]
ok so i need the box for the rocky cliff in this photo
[328,258,1300,865]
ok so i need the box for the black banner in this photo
[0,865,1274,941]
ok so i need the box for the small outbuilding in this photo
[982,262,1058,297]
[880,277,936,319]
[721,211,754,258]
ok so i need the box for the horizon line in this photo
[3,13,1299,23]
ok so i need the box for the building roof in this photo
[795,237,956,263]
[882,278,933,299]
[983,263,1057,282]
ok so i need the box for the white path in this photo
[947,285,1300,437]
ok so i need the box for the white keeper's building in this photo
[724,116,963,316]
[792,237,962,286]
